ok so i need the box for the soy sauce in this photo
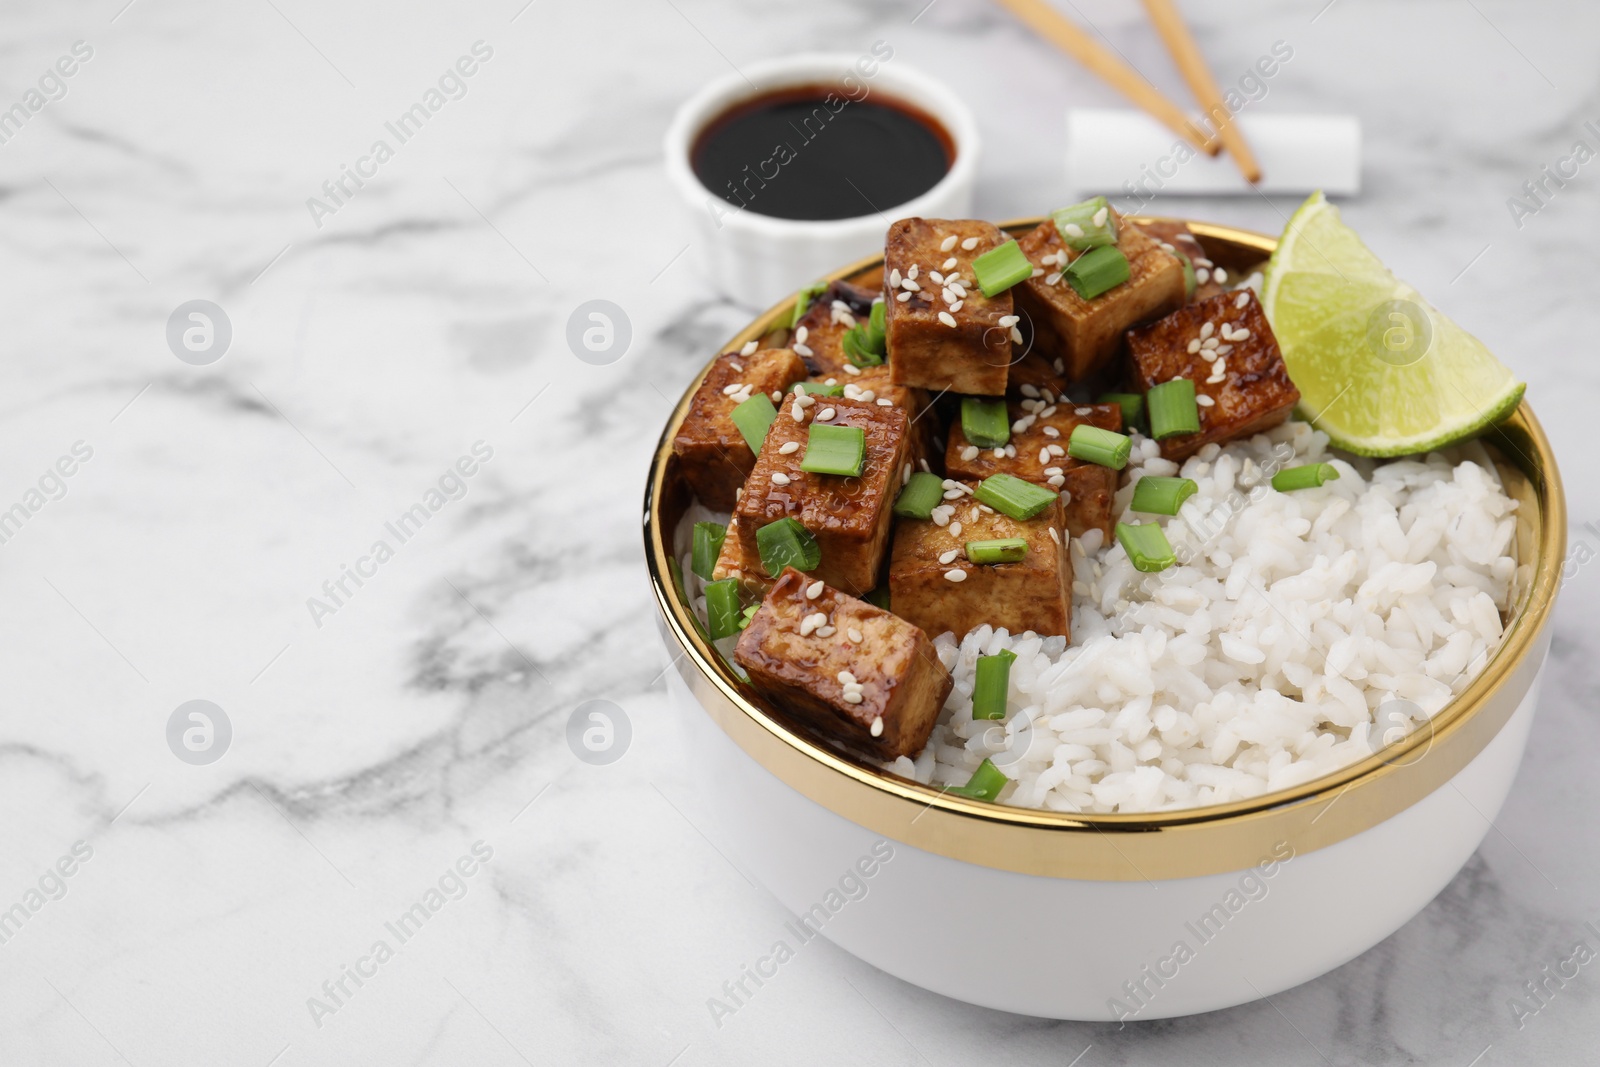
[692,85,954,222]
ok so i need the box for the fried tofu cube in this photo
[1136,219,1226,304]
[672,347,808,510]
[824,365,936,470]
[734,395,908,595]
[889,490,1071,640]
[791,280,881,377]
[735,567,952,760]
[1126,289,1301,461]
[945,401,1122,539]
[1013,215,1185,384]
[885,218,1014,396]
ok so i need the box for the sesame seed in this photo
[931,509,950,527]
[842,690,863,704]
[1048,474,1065,487]
[889,268,902,287]
[907,264,919,280]
[938,311,958,328]
[795,326,808,344]
[790,402,805,422]
[902,278,921,292]
[817,407,836,421]
[943,488,964,500]
[1235,292,1250,309]
[805,580,825,599]
[721,383,743,396]
[944,568,967,582]
[940,234,958,251]
[1043,466,1063,475]
[1040,405,1057,417]
[949,521,962,537]
[930,270,945,286]
[1214,268,1228,284]
[799,612,826,636]
[837,670,856,685]
[771,472,791,486]
[1075,406,1091,416]
[771,390,782,402]
[1201,349,1217,363]
[919,459,931,472]
[1202,337,1219,350]
[729,361,743,372]
[942,286,958,304]
[1196,268,1211,284]
[938,548,958,564]
[1047,526,1061,544]
[896,291,912,302]
[815,625,836,637]
[876,397,893,407]
[848,628,864,643]
[1053,358,1066,373]
[942,257,958,271]
[1010,327,1023,344]
[998,315,1020,327]
[1196,394,1215,407]
[794,342,814,357]
[1020,384,1040,399]
[1042,426,1060,438]
[870,716,883,736]
[992,448,1006,459]
[843,363,862,374]
[1031,267,1045,278]
[797,392,816,407]
[1200,322,1214,339]
[961,237,979,250]
[1187,339,1201,354]
[1039,447,1051,464]
[779,440,801,455]
[1092,206,1109,228]
[960,445,979,461]
[1062,222,1084,238]
[825,378,837,385]
[1216,344,1233,356]
[1047,443,1065,457]
[740,341,759,356]
[1232,329,1250,341]
[949,300,963,312]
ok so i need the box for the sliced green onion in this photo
[730,392,777,453]
[972,239,1032,297]
[974,473,1057,521]
[1271,463,1341,492]
[868,299,886,344]
[944,758,1009,801]
[691,521,726,579]
[1147,378,1200,440]
[841,324,885,367]
[739,603,759,630]
[972,649,1016,720]
[864,586,891,611]
[1171,246,1197,298]
[1051,196,1119,251]
[789,281,827,328]
[892,471,945,519]
[960,396,1009,448]
[792,381,844,397]
[965,538,1028,565]
[1067,424,1132,470]
[1098,392,1144,429]
[1130,476,1198,515]
[756,517,820,577]
[704,578,743,640]
[1064,245,1131,300]
[800,423,865,477]
[668,557,708,640]
[1116,522,1177,573]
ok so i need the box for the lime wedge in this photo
[1261,192,1524,457]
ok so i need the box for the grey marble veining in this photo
[0,0,1595,1063]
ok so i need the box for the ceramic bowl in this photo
[663,51,978,308]
[643,219,1565,1020]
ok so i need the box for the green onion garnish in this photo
[1171,247,1197,298]
[1051,196,1119,251]
[1098,392,1144,429]
[841,324,885,368]
[792,381,844,397]
[972,649,1016,720]
[1063,245,1131,300]
[755,517,820,577]
[960,396,1009,448]
[789,281,827,328]
[864,586,891,611]
[944,758,1009,801]
[730,393,777,453]
[1147,378,1200,440]
[1129,476,1198,515]
[1116,522,1177,573]
[892,472,945,519]
[800,423,865,477]
[974,473,1057,521]
[691,521,726,579]
[668,557,708,640]
[1271,463,1341,492]
[704,578,743,640]
[965,538,1029,565]
[1067,424,1132,470]
[972,239,1032,297]
[739,603,759,630]
[868,299,886,344]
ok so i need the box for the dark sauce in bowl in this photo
[692,85,954,222]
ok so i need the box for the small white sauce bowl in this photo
[663,52,979,307]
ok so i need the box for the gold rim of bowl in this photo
[642,217,1567,881]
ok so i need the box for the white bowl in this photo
[663,51,979,308]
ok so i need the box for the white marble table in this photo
[1,0,1595,1063]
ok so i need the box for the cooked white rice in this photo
[674,419,1522,814]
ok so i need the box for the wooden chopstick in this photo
[1140,0,1262,182]
[994,0,1219,156]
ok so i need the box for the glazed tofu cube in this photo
[734,395,908,595]
[945,401,1123,539]
[885,218,1014,396]
[710,515,771,598]
[1136,219,1226,304]
[1126,290,1301,461]
[889,489,1071,640]
[825,365,936,470]
[1013,215,1185,384]
[672,347,808,510]
[791,280,881,377]
[735,567,952,760]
